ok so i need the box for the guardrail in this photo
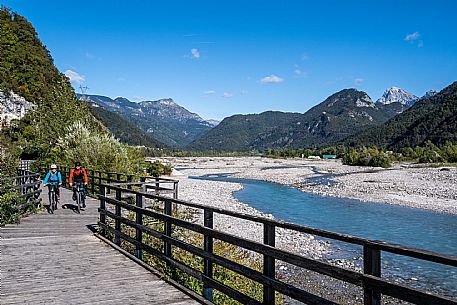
[0,169,42,214]
[96,183,457,305]
[39,166,179,199]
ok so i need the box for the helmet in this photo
[50,164,57,169]
[75,161,81,167]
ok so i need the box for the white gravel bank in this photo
[156,156,457,215]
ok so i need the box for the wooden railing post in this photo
[90,169,95,195]
[173,181,178,199]
[155,177,159,195]
[98,171,102,189]
[127,175,133,190]
[135,193,143,260]
[164,199,172,259]
[107,173,112,194]
[99,185,106,236]
[363,245,381,305]
[61,166,67,188]
[203,208,214,302]
[114,188,122,246]
[263,223,276,305]
[140,176,146,192]
[116,173,121,185]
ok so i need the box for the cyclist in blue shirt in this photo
[43,164,62,203]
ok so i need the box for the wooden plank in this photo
[0,187,201,305]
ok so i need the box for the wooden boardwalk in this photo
[0,188,202,305]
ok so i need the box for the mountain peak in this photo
[323,88,375,109]
[376,87,418,106]
[157,98,175,105]
[423,90,437,99]
[78,94,214,147]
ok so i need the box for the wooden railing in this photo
[96,183,457,305]
[0,169,42,213]
[19,159,35,171]
[51,166,179,199]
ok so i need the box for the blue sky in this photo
[3,0,457,120]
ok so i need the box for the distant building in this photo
[322,154,337,159]
[307,155,321,160]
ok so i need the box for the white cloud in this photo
[404,32,420,41]
[203,90,216,95]
[191,48,200,58]
[354,78,364,85]
[301,53,310,61]
[260,74,284,83]
[404,32,424,48]
[85,52,95,59]
[223,92,233,98]
[64,70,85,84]
[240,90,248,95]
[294,68,308,77]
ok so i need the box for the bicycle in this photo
[73,181,86,213]
[47,184,59,214]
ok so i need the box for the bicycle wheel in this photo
[48,191,54,214]
[53,193,58,211]
[77,191,81,213]
[81,192,86,208]
[54,190,59,210]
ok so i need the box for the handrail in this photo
[96,183,457,305]
[0,170,42,216]
[55,165,178,199]
[0,173,40,182]
[97,183,457,267]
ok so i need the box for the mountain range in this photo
[78,94,217,148]
[79,85,445,152]
[88,103,163,148]
[346,82,457,149]
[188,87,432,151]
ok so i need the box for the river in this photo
[191,174,457,298]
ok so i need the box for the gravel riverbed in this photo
[151,156,457,303]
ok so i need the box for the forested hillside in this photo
[346,82,457,149]
[0,7,102,162]
[0,7,143,174]
[88,104,163,148]
[187,111,304,151]
[188,89,397,151]
[79,94,213,148]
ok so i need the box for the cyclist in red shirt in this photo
[69,161,88,207]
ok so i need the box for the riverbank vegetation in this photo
[263,141,457,168]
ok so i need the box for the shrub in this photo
[54,121,142,173]
[0,191,27,225]
[419,150,444,163]
[370,153,392,168]
[342,146,392,168]
[0,142,20,178]
[146,160,173,177]
[441,143,457,163]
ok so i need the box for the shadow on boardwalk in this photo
[0,188,201,305]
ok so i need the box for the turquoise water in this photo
[191,175,457,297]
